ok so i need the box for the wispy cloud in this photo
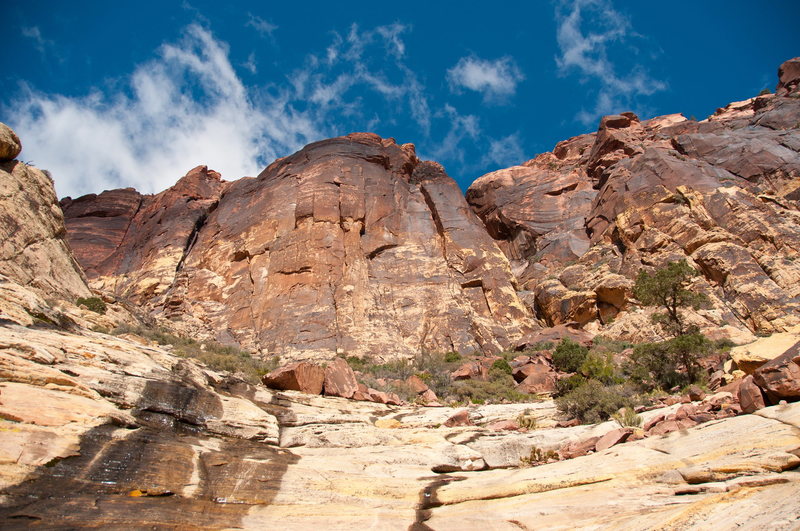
[242,51,257,74]
[7,22,526,197]
[447,55,524,103]
[483,134,526,168]
[8,25,317,197]
[21,26,55,58]
[246,13,277,37]
[554,0,665,126]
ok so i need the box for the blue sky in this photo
[1,0,798,198]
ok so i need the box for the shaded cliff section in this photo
[467,58,800,337]
[63,133,536,361]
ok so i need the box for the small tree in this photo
[633,260,708,337]
[632,260,711,387]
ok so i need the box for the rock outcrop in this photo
[1,159,89,303]
[64,133,536,361]
[467,58,800,338]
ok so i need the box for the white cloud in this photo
[554,0,666,126]
[483,134,526,168]
[8,25,318,197]
[246,14,277,37]
[242,51,257,74]
[7,22,524,197]
[447,55,524,102]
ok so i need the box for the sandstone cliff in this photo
[64,133,536,361]
[468,57,800,340]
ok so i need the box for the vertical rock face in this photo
[64,134,535,361]
[467,58,800,336]
[0,125,90,301]
[63,165,224,303]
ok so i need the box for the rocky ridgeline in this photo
[0,58,799,529]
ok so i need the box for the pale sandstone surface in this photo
[0,160,90,301]
[2,322,798,530]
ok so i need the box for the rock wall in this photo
[467,58,800,337]
[0,122,90,302]
[64,134,535,361]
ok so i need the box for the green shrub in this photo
[111,324,276,384]
[555,380,632,424]
[491,358,513,375]
[591,335,633,353]
[520,446,558,466]
[612,407,643,428]
[551,338,589,373]
[77,296,107,315]
[444,351,462,363]
[554,374,587,397]
[579,351,622,385]
[451,367,530,404]
[625,333,711,391]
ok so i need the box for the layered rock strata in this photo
[467,58,800,337]
[64,134,536,361]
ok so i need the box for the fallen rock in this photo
[516,364,557,395]
[261,362,325,394]
[560,436,600,459]
[323,358,359,399]
[452,361,488,381]
[595,428,633,452]
[753,341,800,403]
[486,420,520,431]
[738,375,767,413]
[444,409,473,427]
[405,374,430,394]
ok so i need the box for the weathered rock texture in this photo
[468,58,800,338]
[0,139,90,303]
[64,134,535,361]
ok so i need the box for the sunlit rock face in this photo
[467,58,800,337]
[64,133,536,361]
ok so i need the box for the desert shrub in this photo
[111,324,276,384]
[77,296,107,315]
[525,341,554,352]
[491,358,513,375]
[612,407,643,428]
[579,351,622,385]
[591,335,633,353]
[625,333,712,391]
[555,380,632,424]
[450,367,530,404]
[519,446,558,466]
[551,338,589,373]
[444,351,462,363]
[516,408,538,429]
[554,374,587,397]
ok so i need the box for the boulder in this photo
[516,324,594,350]
[443,409,472,427]
[594,428,633,452]
[515,365,558,395]
[323,358,359,399]
[0,122,21,161]
[738,375,766,414]
[753,341,800,402]
[730,331,800,374]
[405,374,430,394]
[777,57,800,94]
[452,361,488,381]
[560,436,600,459]
[261,362,324,395]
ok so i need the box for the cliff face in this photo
[468,58,800,339]
[63,133,535,361]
